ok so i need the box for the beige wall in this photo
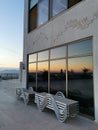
[23,0,98,122]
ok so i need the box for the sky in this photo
[0,0,24,70]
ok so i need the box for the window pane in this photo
[37,62,48,92]
[29,5,37,31]
[68,39,92,57]
[52,0,67,16]
[28,63,36,90]
[29,53,37,63]
[50,46,66,59]
[50,59,66,95]
[38,0,48,26]
[68,57,93,73]
[68,56,94,117]
[30,0,38,9]
[38,50,48,61]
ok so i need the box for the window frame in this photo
[28,0,83,32]
[27,37,93,95]
[27,37,94,118]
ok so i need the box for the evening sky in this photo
[0,0,24,70]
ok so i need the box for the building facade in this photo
[22,0,98,122]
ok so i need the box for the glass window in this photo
[68,56,94,117]
[50,59,66,95]
[29,53,37,63]
[28,0,83,32]
[52,0,68,16]
[50,46,66,59]
[38,0,49,26]
[68,39,92,57]
[30,0,38,9]
[29,5,38,31]
[38,50,49,61]
[27,38,94,118]
[28,63,36,90]
[37,61,48,92]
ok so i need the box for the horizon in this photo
[0,67,19,71]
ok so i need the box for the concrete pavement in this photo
[0,79,98,130]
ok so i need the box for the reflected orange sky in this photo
[29,56,93,73]
[38,62,48,71]
[28,63,36,72]
[68,56,93,72]
[50,60,66,72]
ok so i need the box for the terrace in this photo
[0,79,98,130]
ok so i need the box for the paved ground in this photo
[0,79,98,130]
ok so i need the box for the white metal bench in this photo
[35,92,79,123]
[16,87,35,105]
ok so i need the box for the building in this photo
[22,0,98,122]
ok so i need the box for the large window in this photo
[29,0,82,32]
[27,38,94,118]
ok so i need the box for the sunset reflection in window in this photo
[68,56,93,73]
[27,38,94,117]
